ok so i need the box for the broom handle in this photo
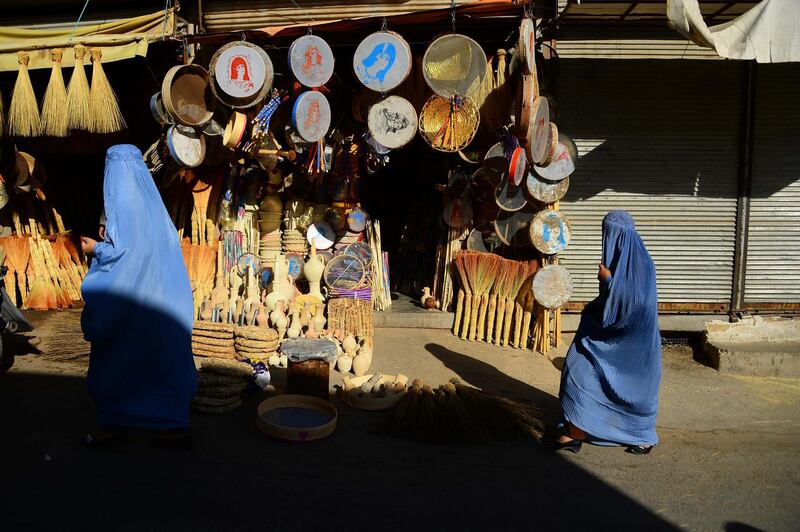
[502,296,515,347]
[554,308,562,348]
[522,309,533,351]
[486,293,498,343]
[494,297,506,345]
[513,301,524,349]
[477,294,490,342]
[468,293,480,341]
[452,289,465,336]
[460,290,472,341]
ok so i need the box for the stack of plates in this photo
[259,230,282,264]
[283,229,308,254]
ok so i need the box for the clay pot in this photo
[268,353,280,366]
[305,319,319,339]
[352,351,371,377]
[303,246,325,300]
[279,354,288,367]
[255,305,268,327]
[270,300,285,327]
[312,305,326,332]
[300,301,312,327]
[336,355,353,373]
[287,307,302,338]
[342,334,358,356]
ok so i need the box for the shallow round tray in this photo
[340,374,407,411]
[256,394,337,441]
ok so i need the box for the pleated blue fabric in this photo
[559,210,662,446]
[81,144,196,429]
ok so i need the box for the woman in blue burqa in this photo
[547,210,661,455]
[80,144,196,449]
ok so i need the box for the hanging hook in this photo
[241,32,247,42]
[451,0,457,33]
[380,16,388,32]
[307,25,313,35]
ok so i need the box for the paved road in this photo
[1,317,798,531]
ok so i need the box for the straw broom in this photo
[88,48,126,133]
[41,49,69,137]
[1,236,29,308]
[459,252,478,340]
[486,259,510,344]
[493,259,516,345]
[26,237,57,310]
[473,253,501,342]
[8,52,41,137]
[66,45,90,131]
[502,261,529,347]
[513,266,537,349]
[41,238,74,305]
[452,252,470,337]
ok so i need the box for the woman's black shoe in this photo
[543,438,582,454]
[625,445,653,455]
[151,429,192,451]
[81,427,129,449]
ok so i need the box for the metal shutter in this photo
[556,60,741,310]
[745,64,800,306]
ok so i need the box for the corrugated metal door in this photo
[745,64,800,307]
[556,60,742,310]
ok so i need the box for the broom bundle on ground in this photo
[487,259,512,344]
[8,52,41,137]
[0,236,29,307]
[41,49,68,137]
[380,377,544,443]
[88,48,126,133]
[512,261,538,349]
[493,259,517,345]
[26,237,58,310]
[67,45,90,131]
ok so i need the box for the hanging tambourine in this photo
[508,146,527,187]
[422,34,486,98]
[442,198,473,228]
[354,31,413,92]
[529,210,572,255]
[527,172,569,205]
[533,264,573,309]
[167,125,206,168]
[286,253,306,280]
[223,112,249,150]
[292,91,331,143]
[494,178,527,212]
[534,131,577,182]
[324,254,366,290]
[343,242,372,268]
[347,208,368,233]
[494,207,535,248]
[161,65,214,127]
[307,221,336,250]
[289,35,335,88]
[541,122,559,166]
[518,18,536,77]
[201,119,226,166]
[367,95,417,150]
[236,252,260,276]
[526,97,550,165]
[210,41,273,109]
[418,96,479,152]
[514,74,535,137]
[149,92,173,126]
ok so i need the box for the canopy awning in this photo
[0,8,176,71]
[667,0,800,63]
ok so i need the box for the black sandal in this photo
[543,438,583,454]
[625,445,653,455]
[151,429,193,451]
[81,427,129,449]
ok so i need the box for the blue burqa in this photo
[81,145,196,429]
[559,211,661,446]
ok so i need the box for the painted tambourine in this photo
[542,122,559,166]
[289,35,335,88]
[418,95,479,152]
[167,125,206,168]
[518,18,536,77]
[285,253,306,280]
[210,42,273,109]
[509,146,527,187]
[354,31,412,92]
[495,178,527,212]
[324,254,366,290]
[367,96,417,150]
[292,91,331,143]
[533,264,573,309]
[526,97,551,165]
[347,208,368,233]
[527,172,569,205]
[534,132,576,182]
[149,92,173,126]
[307,221,336,250]
[422,34,486,98]
[514,74,534,137]
[530,210,572,255]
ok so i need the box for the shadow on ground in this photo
[0,347,677,531]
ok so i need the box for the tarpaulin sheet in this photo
[667,0,800,63]
[0,9,176,71]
